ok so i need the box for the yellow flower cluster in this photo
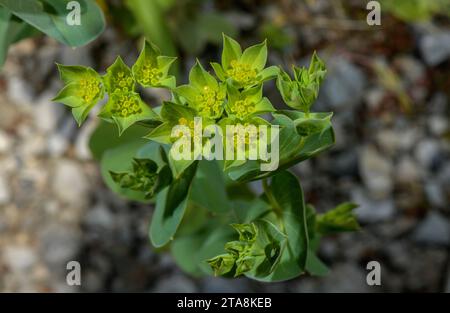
[195,86,224,117]
[115,71,134,92]
[174,117,203,144]
[226,60,257,86]
[227,123,259,148]
[78,77,101,103]
[137,62,163,86]
[178,117,195,129]
[230,99,256,119]
[111,94,142,118]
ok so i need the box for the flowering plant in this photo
[54,35,359,282]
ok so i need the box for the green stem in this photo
[262,178,286,233]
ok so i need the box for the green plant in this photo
[107,0,237,56]
[53,34,360,282]
[0,0,105,67]
[381,0,450,21]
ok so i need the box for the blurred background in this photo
[0,0,449,292]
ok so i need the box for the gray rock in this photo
[74,119,98,160]
[396,157,421,184]
[0,130,12,154]
[39,224,82,268]
[7,76,34,108]
[85,204,115,230]
[0,174,11,205]
[376,129,401,156]
[82,270,105,292]
[395,56,425,83]
[47,117,77,157]
[419,32,450,66]
[318,263,372,293]
[414,139,441,170]
[364,87,385,110]
[412,212,450,246]
[425,181,446,209]
[152,274,197,293]
[3,246,37,272]
[201,277,250,293]
[34,92,65,134]
[359,145,393,199]
[321,57,367,110]
[47,134,69,157]
[352,188,395,223]
[51,160,89,206]
[428,92,448,114]
[428,115,448,137]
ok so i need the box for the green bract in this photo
[132,40,177,88]
[54,35,360,283]
[175,61,226,119]
[98,91,159,135]
[277,52,326,113]
[110,158,159,199]
[103,56,136,94]
[212,34,279,89]
[226,84,275,120]
[53,64,104,126]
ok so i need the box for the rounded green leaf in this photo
[149,161,198,247]
[0,0,105,47]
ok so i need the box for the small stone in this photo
[414,139,441,170]
[52,160,89,206]
[321,57,367,110]
[318,263,371,292]
[39,224,82,268]
[48,116,77,157]
[152,274,197,292]
[85,203,115,230]
[352,188,395,223]
[428,92,448,114]
[82,270,105,292]
[364,87,385,110]
[201,277,250,293]
[395,56,425,83]
[7,76,34,107]
[34,92,65,134]
[425,181,446,209]
[19,133,47,158]
[398,127,421,151]
[0,130,13,153]
[74,119,98,160]
[428,115,448,137]
[419,31,450,66]
[395,157,421,184]
[47,134,69,157]
[359,145,393,199]
[412,212,450,246]
[3,246,37,272]
[0,174,11,205]
[376,129,401,156]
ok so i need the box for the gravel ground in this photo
[0,2,449,292]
